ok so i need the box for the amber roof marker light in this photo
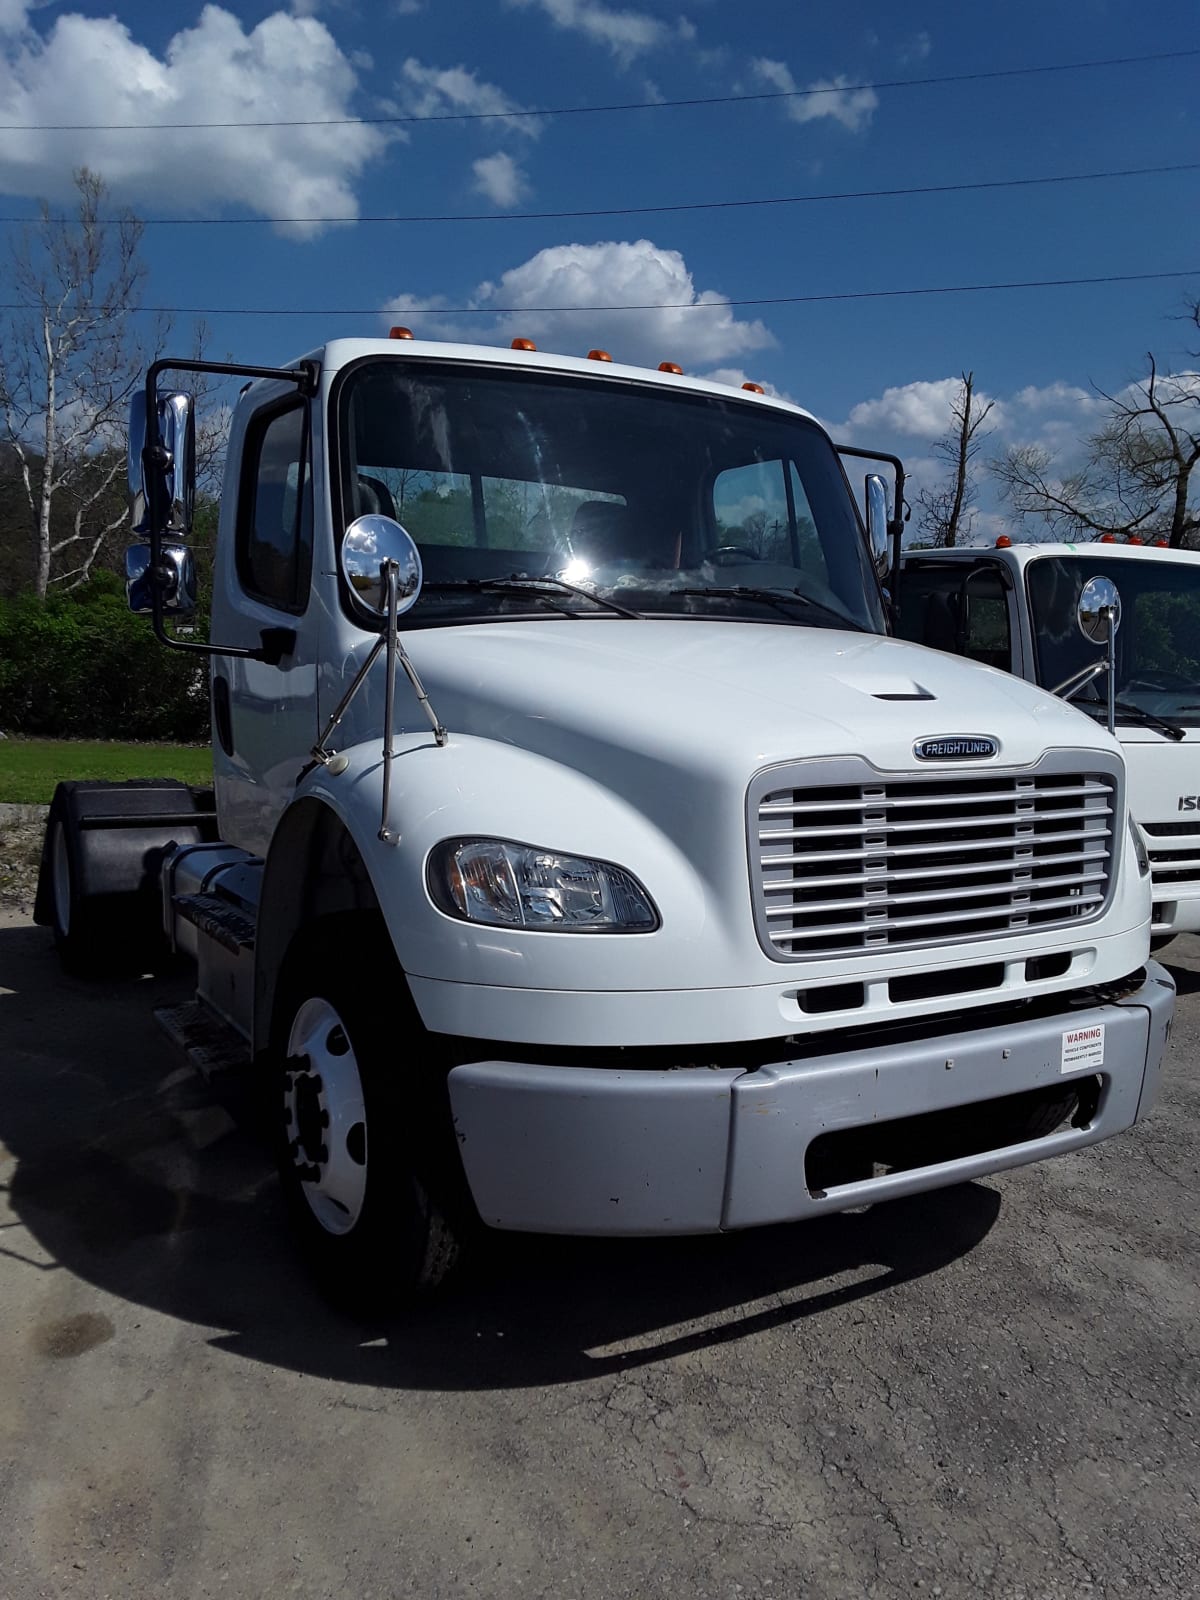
[995,535,1013,548]
[658,361,683,374]
[511,337,537,351]
[389,326,415,340]
[587,349,613,362]
[741,381,765,394]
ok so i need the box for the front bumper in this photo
[446,964,1175,1235]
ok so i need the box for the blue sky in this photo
[0,0,1196,530]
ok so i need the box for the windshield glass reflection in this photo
[1027,555,1200,727]
[338,361,885,634]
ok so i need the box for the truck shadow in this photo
[0,919,1000,1390]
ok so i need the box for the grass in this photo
[0,738,212,805]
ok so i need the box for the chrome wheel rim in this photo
[52,822,71,937]
[284,997,368,1236]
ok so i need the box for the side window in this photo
[896,567,1012,669]
[238,403,313,612]
[711,459,830,580]
[963,589,1011,668]
[895,570,963,652]
[713,459,792,561]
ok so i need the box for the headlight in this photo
[427,838,660,932]
[1128,814,1150,877]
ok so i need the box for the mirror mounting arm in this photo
[142,355,320,661]
[310,560,447,820]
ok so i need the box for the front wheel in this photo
[273,920,462,1311]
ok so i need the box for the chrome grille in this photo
[1142,819,1200,889]
[752,766,1116,959]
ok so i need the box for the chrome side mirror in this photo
[1077,575,1122,643]
[340,515,423,619]
[865,474,890,572]
[125,542,197,616]
[129,389,196,535]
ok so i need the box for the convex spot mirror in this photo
[865,473,890,573]
[1077,575,1122,643]
[341,515,423,620]
[129,389,196,536]
[126,542,197,617]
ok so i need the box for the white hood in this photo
[407,618,1116,781]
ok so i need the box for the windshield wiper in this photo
[423,576,642,620]
[1078,696,1187,742]
[667,585,865,631]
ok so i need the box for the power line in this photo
[1,268,1194,319]
[1,160,1192,228]
[0,47,1195,131]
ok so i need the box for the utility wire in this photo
[1,268,1194,318]
[0,160,1192,228]
[0,47,1195,131]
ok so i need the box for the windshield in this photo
[335,360,885,633]
[1027,555,1200,727]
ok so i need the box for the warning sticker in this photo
[1061,1023,1105,1073]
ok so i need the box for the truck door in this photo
[209,391,320,857]
[897,561,1017,673]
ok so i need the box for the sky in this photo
[0,0,1196,538]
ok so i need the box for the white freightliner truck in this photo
[898,539,1200,947]
[36,333,1174,1303]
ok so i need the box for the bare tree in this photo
[0,168,157,596]
[993,308,1200,549]
[914,371,995,547]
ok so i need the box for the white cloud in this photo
[0,5,388,236]
[899,30,932,64]
[382,238,774,367]
[751,57,878,132]
[506,0,671,64]
[396,57,540,135]
[701,367,797,406]
[1011,381,1101,415]
[472,151,528,207]
[0,0,30,33]
[841,378,1002,441]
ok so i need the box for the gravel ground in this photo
[0,805,46,914]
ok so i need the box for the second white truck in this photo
[900,539,1200,945]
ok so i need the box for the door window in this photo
[898,565,1012,669]
[238,403,313,612]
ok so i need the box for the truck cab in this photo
[37,336,1174,1305]
[898,541,1200,943]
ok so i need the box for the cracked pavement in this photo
[0,909,1196,1600]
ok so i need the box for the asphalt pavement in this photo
[0,909,1196,1600]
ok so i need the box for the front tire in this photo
[273,918,462,1311]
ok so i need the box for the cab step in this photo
[173,891,256,954]
[155,998,251,1083]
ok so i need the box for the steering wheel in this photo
[1126,668,1194,691]
[703,545,762,567]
